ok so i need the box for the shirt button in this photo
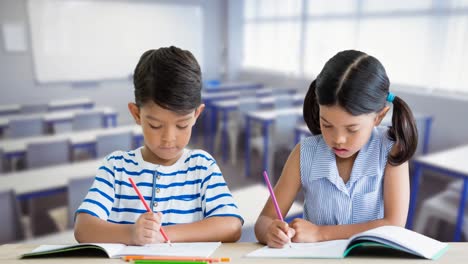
[153,202,158,207]
[156,188,160,193]
[157,175,161,180]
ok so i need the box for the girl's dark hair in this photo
[303,50,418,165]
[133,46,202,115]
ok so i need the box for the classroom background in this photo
[1,0,468,244]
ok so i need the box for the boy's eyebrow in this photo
[320,116,359,127]
[145,115,192,122]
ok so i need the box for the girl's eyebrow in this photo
[320,116,359,127]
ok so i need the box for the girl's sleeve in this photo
[200,160,244,225]
[75,156,116,220]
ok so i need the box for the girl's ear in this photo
[374,106,390,126]
[128,103,141,125]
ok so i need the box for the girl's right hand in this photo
[130,212,163,245]
[265,219,295,248]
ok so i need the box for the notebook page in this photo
[351,226,448,259]
[246,240,349,258]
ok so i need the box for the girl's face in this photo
[128,101,204,166]
[319,104,387,159]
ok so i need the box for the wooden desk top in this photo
[0,242,465,263]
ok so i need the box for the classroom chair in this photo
[414,183,468,240]
[273,94,294,109]
[26,138,71,169]
[7,116,44,138]
[0,189,25,243]
[20,103,48,114]
[72,111,104,131]
[96,130,133,158]
[67,176,94,228]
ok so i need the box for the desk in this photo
[0,159,101,201]
[20,230,76,244]
[203,81,263,93]
[0,98,93,116]
[1,242,465,263]
[407,145,468,242]
[202,88,297,153]
[294,113,433,156]
[0,107,118,136]
[244,107,303,177]
[0,125,143,164]
[212,94,302,162]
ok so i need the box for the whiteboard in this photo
[27,0,203,83]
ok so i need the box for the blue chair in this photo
[0,148,4,173]
[26,138,70,169]
[8,116,44,138]
[72,111,104,131]
[96,130,133,158]
[0,189,24,243]
[67,176,94,228]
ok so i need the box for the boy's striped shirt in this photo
[76,147,243,226]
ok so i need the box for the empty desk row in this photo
[0,125,143,171]
[203,81,263,93]
[0,107,118,138]
[0,98,93,116]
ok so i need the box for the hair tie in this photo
[386,92,395,103]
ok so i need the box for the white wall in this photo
[0,0,227,125]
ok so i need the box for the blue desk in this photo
[0,107,118,136]
[202,88,294,154]
[0,98,93,116]
[203,82,263,93]
[244,107,303,177]
[406,145,468,241]
[0,125,143,167]
[213,94,302,163]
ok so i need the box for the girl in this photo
[255,50,418,248]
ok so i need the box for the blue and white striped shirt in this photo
[300,126,394,225]
[76,147,243,226]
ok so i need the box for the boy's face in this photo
[128,101,204,166]
[319,104,388,160]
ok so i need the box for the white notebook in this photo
[21,242,221,259]
[247,226,449,260]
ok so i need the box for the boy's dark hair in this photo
[303,50,418,165]
[133,46,202,114]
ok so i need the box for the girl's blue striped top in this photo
[76,147,244,226]
[300,126,394,225]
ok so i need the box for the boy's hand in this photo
[289,218,322,242]
[265,219,295,248]
[131,212,164,245]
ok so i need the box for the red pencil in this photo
[128,177,172,246]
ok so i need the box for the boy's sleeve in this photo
[200,161,244,225]
[75,156,116,220]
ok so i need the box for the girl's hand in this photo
[265,219,296,248]
[289,218,323,242]
[131,212,164,245]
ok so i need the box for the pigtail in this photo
[303,80,321,135]
[387,96,418,165]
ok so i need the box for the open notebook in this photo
[21,242,221,259]
[247,226,449,260]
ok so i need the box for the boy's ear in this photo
[194,104,205,120]
[374,106,390,126]
[128,103,141,125]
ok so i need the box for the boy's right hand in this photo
[130,212,164,245]
[265,219,295,248]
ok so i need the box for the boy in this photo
[74,46,243,245]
